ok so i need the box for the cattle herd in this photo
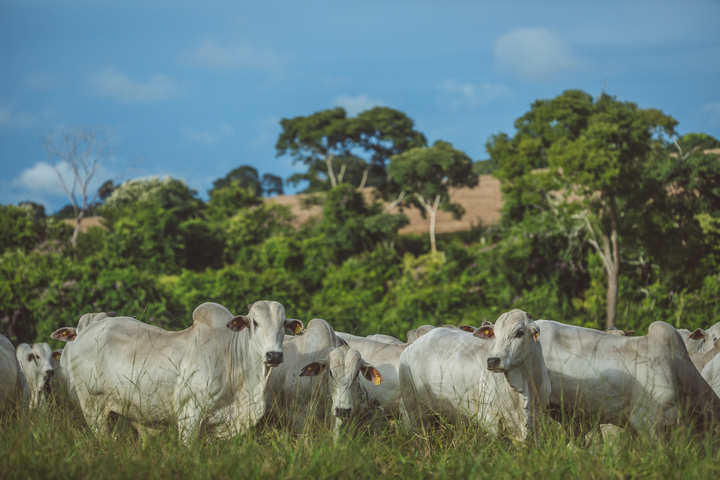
[1,300,720,447]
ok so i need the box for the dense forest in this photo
[2,90,719,348]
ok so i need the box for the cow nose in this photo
[487,357,501,371]
[265,351,283,366]
[334,407,353,418]
[44,369,55,378]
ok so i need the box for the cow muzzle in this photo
[265,351,283,366]
[487,357,505,373]
[334,407,353,418]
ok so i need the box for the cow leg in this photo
[177,406,203,445]
[79,397,113,438]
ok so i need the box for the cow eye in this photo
[27,354,35,362]
[253,320,259,329]
[514,330,524,338]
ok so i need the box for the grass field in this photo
[2,397,720,480]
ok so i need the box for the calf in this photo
[269,319,384,438]
[16,342,57,408]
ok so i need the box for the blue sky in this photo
[1,0,719,212]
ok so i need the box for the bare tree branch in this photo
[43,127,123,247]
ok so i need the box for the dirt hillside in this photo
[268,174,503,235]
[65,175,503,235]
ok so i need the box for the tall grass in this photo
[2,398,719,480]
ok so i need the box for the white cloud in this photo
[494,28,586,81]
[703,102,720,124]
[11,162,72,197]
[439,80,513,109]
[88,68,183,103]
[0,104,35,129]
[11,161,113,206]
[180,40,283,73]
[181,124,234,145]
[333,95,385,116]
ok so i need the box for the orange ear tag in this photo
[373,376,382,386]
[295,324,302,334]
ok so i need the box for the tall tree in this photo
[211,166,284,197]
[488,90,677,329]
[43,127,121,247]
[388,140,478,254]
[276,106,426,192]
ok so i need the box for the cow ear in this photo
[474,326,494,339]
[226,315,250,332]
[458,325,476,333]
[481,320,493,327]
[106,312,117,317]
[530,322,540,342]
[689,328,706,340]
[285,319,304,335]
[51,327,77,342]
[361,365,384,385]
[247,303,254,311]
[52,349,62,361]
[299,361,327,377]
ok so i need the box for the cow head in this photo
[300,345,383,423]
[16,342,56,408]
[226,300,303,367]
[486,309,540,374]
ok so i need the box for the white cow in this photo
[365,334,404,345]
[690,339,720,373]
[52,312,116,407]
[268,318,384,437]
[678,322,720,355]
[399,310,551,442]
[50,301,302,443]
[16,342,59,408]
[701,353,720,400]
[0,334,30,408]
[335,331,407,417]
[536,320,720,435]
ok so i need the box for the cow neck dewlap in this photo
[229,327,269,428]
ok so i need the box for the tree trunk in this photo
[604,198,620,330]
[429,195,441,254]
[325,154,337,187]
[72,210,84,248]
[358,165,370,191]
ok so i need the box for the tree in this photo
[488,90,677,329]
[211,165,284,197]
[276,106,426,192]
[43,127,121,247]
[388,140,478,254]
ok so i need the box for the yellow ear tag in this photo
[533,332,539,342]
[295,324,302,334]
[373,375,381,386]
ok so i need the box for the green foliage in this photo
[389,140,478,213]
[0,204,45,255]
[676,132,720,151]
[207,180,263,220]
[210,165,284,197]
[277,106,425,192]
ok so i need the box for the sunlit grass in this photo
[2,397,720,480]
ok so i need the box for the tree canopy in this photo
[388,140,478,253]
[276,106,426,192]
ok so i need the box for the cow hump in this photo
[192,302,234,329]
